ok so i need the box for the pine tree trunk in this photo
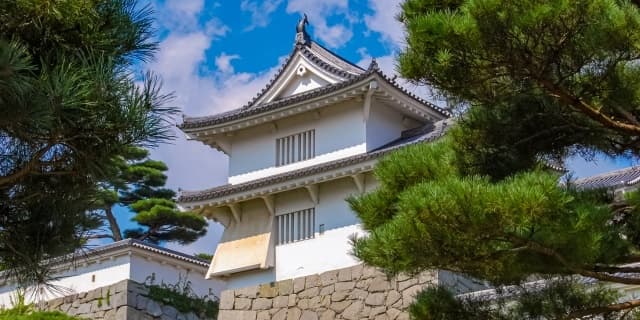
[105,207,123,241]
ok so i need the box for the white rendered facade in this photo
[179,30,449,289]
[0,240,226,307]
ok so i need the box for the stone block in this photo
[220,289,235,310]
[385,290,401,306]
[370,306,386,317]
[298,287,319,298]
[342,301,363,320]
[363,266,384,279]
[287,307,302,320]
[253,298,273,310]
[305,275,320,289]
[334,281,355,292]
[386,308,402,320]
[237,285,259,298]
[309,296,322,309]
[329,300,351,313]
[273,295,289,308]
[331,290,349,302]
[319,284,334,296]
[397,278,417,291]
[218,310,258,320]
[320,270,338,286]
[375,314,390,320]
[369,277,391,292]
[300,310,319,320]
[402,285,423,307]
[136,295,148,310]
[146,300,163,317]
[76,303,91,315]
[338,267,352,282]
[162,305,178,318]
[235,297,252,310]
[297,298,309,309]
[351,264,364,280]
[365,293,385,306]
[259,283,279,298]
[257,310,271,320]
[278,279,294,295]
[294,277,306,293]
[288,293,298,307]
[349,288,368,301]
[320,309,336,320]
[273,308,288,320]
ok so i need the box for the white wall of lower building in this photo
[0,250,226,308]
[0,254,132,308]
[129,255,223,298]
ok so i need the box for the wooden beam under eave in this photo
[262,195,275,216]
[228,203,241,224]
[363,81,378,122]
[305,184,319,205]
[351,173,365,194]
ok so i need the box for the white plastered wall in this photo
[129,255,224,298]
[228,100,367,184]
[273,176,378,280]
[0,251,226,308]
[366,100,420,151]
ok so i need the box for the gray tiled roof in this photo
[179,40,450,130]
[178,119,452,203]
[50,239,210,268]
[574,166,640,190]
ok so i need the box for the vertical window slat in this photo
[276,208,316,245]
[275,130,315,167]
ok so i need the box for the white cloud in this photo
[364,0,404,48]
[165,0,204,18]
[286,0,354,48]
[241,0,285,31]
[215,53,241,74]
[204,18,231,39]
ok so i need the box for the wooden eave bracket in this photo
[351,173,365,194]
[262,195,275,216]
[228,203,241,224]
[305,184,319,205]
[363,80,378,122]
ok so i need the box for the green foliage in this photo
[0,0,176,287]
[351,138,640,318]
[0,295,79,320]
[399,0,640,179]
[94,146,207,244]
[410,279,630,319]
[144,274,218,319]
[366,0,640,317]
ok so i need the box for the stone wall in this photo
[218,265,438,320]
[42,280,210,319]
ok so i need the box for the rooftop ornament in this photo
[295,13,310,46]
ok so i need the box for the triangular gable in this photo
[249,41,365,107]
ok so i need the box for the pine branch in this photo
[536,78,640,136]
[564,298,640,319]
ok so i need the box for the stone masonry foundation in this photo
[42,280,210,320]
[218,264,443,320]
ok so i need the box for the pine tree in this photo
[93,147,207,245]
[0,0,175,286]
[350,0,640,317]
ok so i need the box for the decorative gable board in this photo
[255,53,345,105]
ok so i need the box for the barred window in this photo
[275,129,315,166]
[277,208,315,245]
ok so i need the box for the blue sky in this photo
[107,0,637,255]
